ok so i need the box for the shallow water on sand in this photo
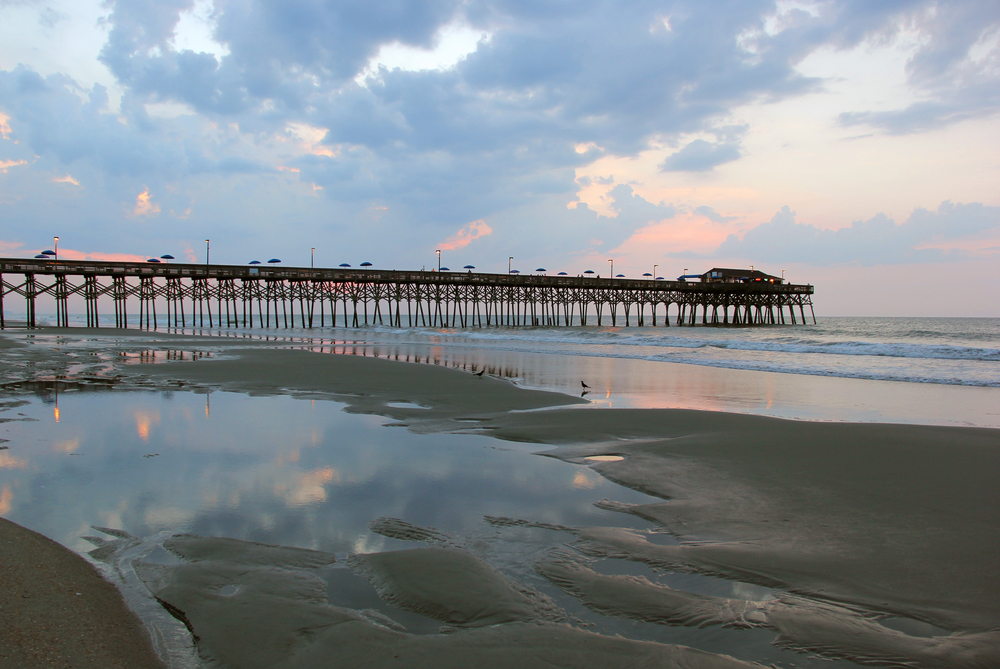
[0,387,870,668]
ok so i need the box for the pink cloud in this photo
[438,219,493,251]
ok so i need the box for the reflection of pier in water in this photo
[1,258,815,330]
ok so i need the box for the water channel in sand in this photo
[0,386,872,669]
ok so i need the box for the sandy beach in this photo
[1,327,998,668]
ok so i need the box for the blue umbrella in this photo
[616,274,624,278]
[584,270,595,274]
[642,273,652,277]
[510,269,520,274]
[147,258,161,263]
[360,262,372,267]
[655,277,664,280]
[440,267,450,271]
[464,265,475,269]
[557,272,568,275]
[249,260,261,264]
[160,254,175,259]
[41,250,55,255]
[34,254,48,259]
[267,258,281,264]
[339,263,351,267]
[535,268,546,272]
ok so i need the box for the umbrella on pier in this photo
[616,274,624,278]
[267,258,281,264]
[249,260,261,264]
[584,269,595,275]
[440,267,450,271]
[535,268,546,273]
[464,265,475,270]
[557,272,568,276]
[147,258,161,263]
[655,277,664,280]
[34,254,48,259]
[642,273,652,277]
[510,269,520,274]
[41,250,55,256]
[360,262,372,267]
[160,254,175,260]
[339,263,351,267]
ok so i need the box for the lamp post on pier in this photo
[311,247,315,268]
[205,239,210,265]
[654,264,658,279]
[608,259,613,278]
[436,249,441,271]
[54,236,59,260]
[509,257,513,274]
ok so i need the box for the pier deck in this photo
[1,258,816,329]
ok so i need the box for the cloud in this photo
[0,158,28,172]
[694,205,736,223]
[660,139,742,172]
[52,174,80,185]
[716,201,1000,265]
[437,219,492,251]
[0,112,12,139]
[132,187,161,216]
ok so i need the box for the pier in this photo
[0,258,816,330]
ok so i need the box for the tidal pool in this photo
[0,387,870,669]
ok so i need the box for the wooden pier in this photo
[0,258,816,330]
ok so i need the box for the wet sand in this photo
[0,517,165,669]
[1,328,999,668]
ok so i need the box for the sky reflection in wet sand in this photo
[0,387,874,668]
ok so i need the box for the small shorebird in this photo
[474,369,485,376]
[581,381,590,389]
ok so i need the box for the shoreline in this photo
[0,517,165,668]
[1,327,999,667]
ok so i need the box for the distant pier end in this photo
[1,259,815,329]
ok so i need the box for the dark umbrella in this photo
[655,277,664,280]
[557,272,568,275]
[249,260,261,264]
[616,274,624,278]
[160,254,175,259]
[147,258,161,263]
[339,263,351,267]
[510,269,520,274]
[360,262,372,267]
[584,270,595,274]
[642,273,652,277]
[464,265,475,269]
[535,268,546,272]
[440,267,450,271]
[267,258,281,263]
[34,254,48,259]
[41,250,55,255]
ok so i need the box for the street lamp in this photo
[436,249,441,272]
[54,236,59,260]
[311,247,315,268]
[608,259,613,278]
[782,269,786,282]
[206,239,210,265]
[654,264,658,279]
[509,257,513,274]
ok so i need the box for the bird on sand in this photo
[581,381,590,389]
[475,369,485,376]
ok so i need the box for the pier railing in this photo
[1,258,816,329]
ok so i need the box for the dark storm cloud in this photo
[716,201,1000,265]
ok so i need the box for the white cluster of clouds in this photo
[0,0,998,311]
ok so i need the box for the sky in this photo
[1,0,998,316]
